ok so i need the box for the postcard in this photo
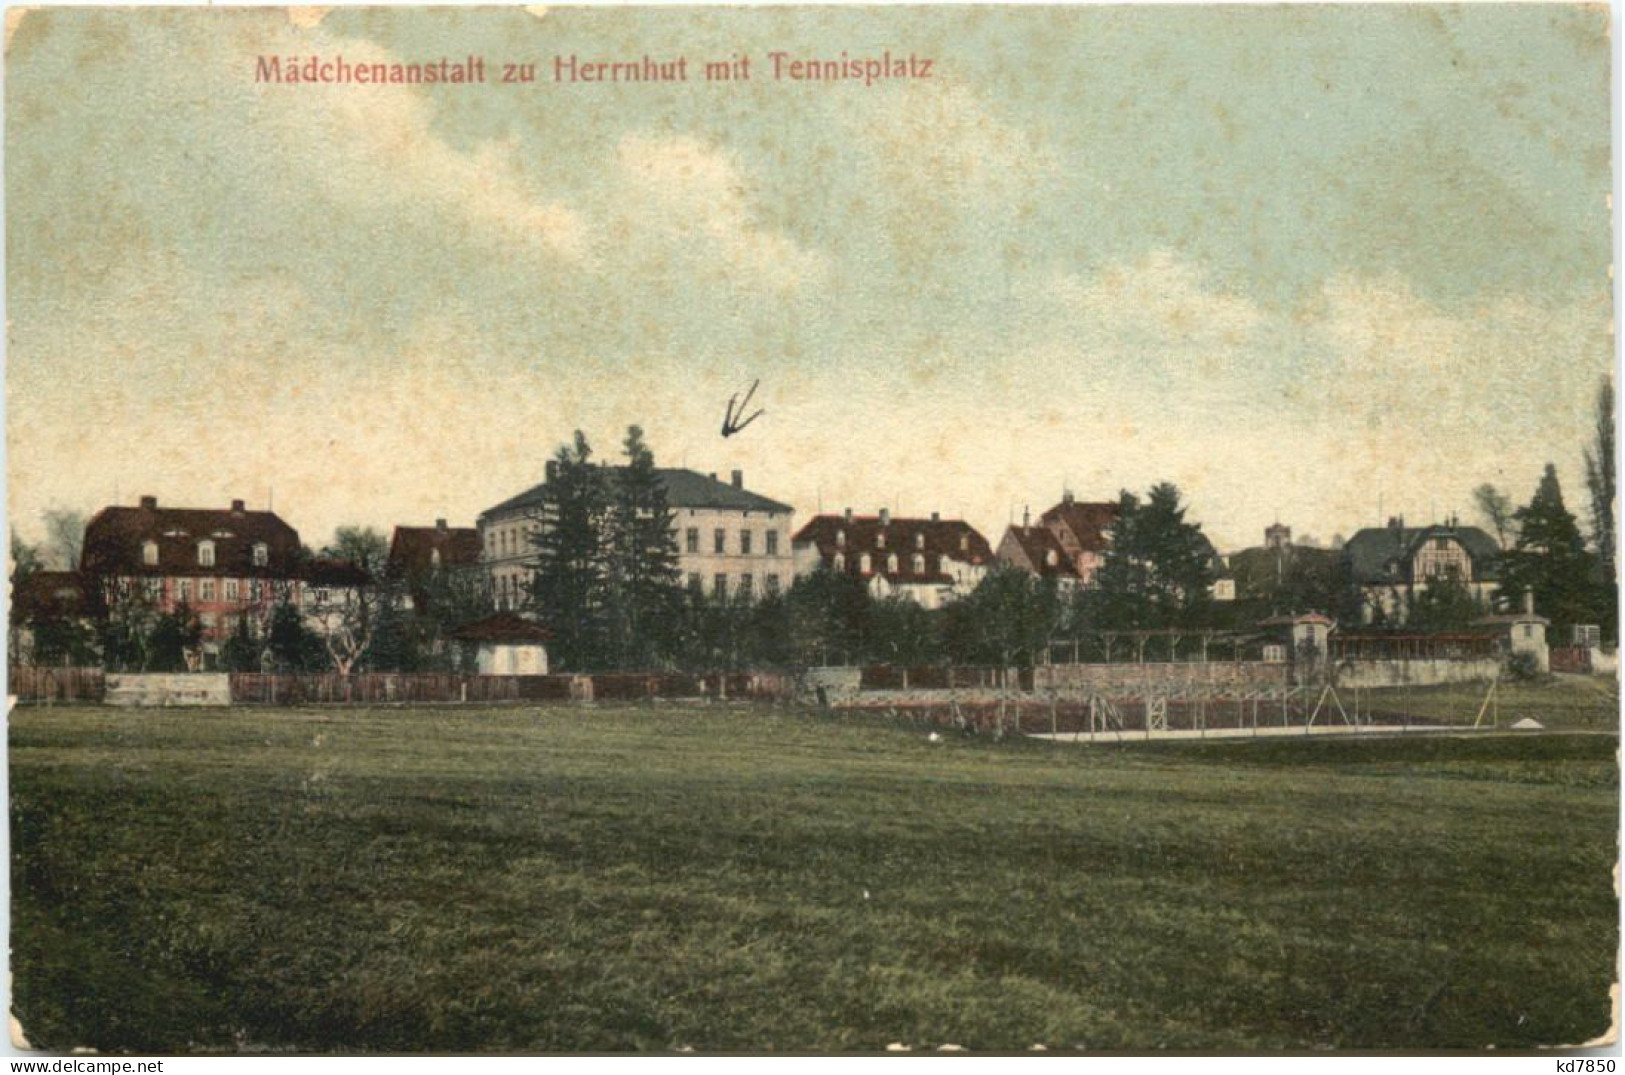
[5,3,1617,1055]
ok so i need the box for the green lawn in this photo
[1352,674,1620,730]
[9,703,1618,1053]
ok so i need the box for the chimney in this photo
[731,469,743,489]
[139,495,157,510]
[436,518,447,531]
[1023,506,1031,528]
[230,499,244,513]
[931,511,940,522]
[545,460,559,482]
[879,508,890,527]
[1062,490,1075,505]
[709,472,717,483]
[843,507,852,523]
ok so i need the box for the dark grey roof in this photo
[1343,524,1502,584]
[482,467,792,521]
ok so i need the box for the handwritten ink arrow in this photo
[721,378,765,438]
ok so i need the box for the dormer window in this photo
[959,535,969,552]
[430,548,442,569]
[142,541,158,567]
[915,533,925,550]
[877,532,886,549]
[1046,549,1058,567]
[198,540,215,567]
[252,542,269,567]
[836,529,846,548]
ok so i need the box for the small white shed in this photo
[448,612,551,675]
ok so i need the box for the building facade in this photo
[995,493,1119,589]
[1342,516,1502,624]
[80,495,307,663]
[791,509,993,609]
[478,467,795,610]
[387,519,484,613]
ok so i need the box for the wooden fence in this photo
[9,666,106,703]
[11,667,794,707]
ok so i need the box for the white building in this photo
[478,466,794,610]
[791,508,994,609]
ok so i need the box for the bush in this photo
[1504,651,1544,683]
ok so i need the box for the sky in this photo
[5,5,1614,556]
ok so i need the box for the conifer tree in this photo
[604,426,682,669]
[1498,463,1596,630]
[529,431,610,670]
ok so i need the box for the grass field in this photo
[1355,674,1620,731]
[10,702,1618,1053]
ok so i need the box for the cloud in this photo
[248,32,586,260]
[609,133,828,292]
[1048,249,1265,351]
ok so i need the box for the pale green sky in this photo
[6,5,1613,552]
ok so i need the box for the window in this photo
[1523,624,1534,639]
[144,578,162,600]
[832,553,845,572]
[836,529,846,548]
[200,613,216,629]
[959,535,969,551]
[200,579,216,602]
[713,574,728,599]
[912,554,925,573]
[252,543,269,567]
[688,572,703,593]
[741,530,753,556]
[1046,549,1058,567]
[886,553,898,573]
[142,541,158,566]
[740,574,753,598]
[1434,537,1449,551]
[176,578,192,603]
[430,548,441,568]
[714,529,726,555]
[225,579,240,602]
[686,528,699,554]
[766,574,781,596]
[198,541,215,567]
[877,531,886,549]
[766,530,779,556]
[250,580,264,602]
[915,532,925,550]
[860,553,872,573]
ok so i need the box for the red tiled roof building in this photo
[791,508,993,609]
[997,492,1120,588]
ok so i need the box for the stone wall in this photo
[106,673,232,707]
[1330,658,1500,690]
[1033,661,1290,693]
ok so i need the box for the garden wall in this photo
[106,673,231,707]
[1331,658,1500,689]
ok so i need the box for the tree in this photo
[147,602,204,672]
[220,614,261,673]
[9,531,45,664]
[944,566,1062,667]
[1582,375,1616,639]
[309,528,389,674]
[267,599,321,672]
[1497,464,1597,630]
[96,578,161,672]
[603,426,683,669]
[1473,483,1515,549]
[1089,483,1217,630]
[529,432,611,671]
[43,509,87,571]
[783,569,871,666]
[1406,570,1483,632]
